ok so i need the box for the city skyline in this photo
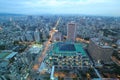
[0,12,120,79]
[0,0,120,16]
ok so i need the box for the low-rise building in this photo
[45,42,90,69]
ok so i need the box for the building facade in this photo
[34,29,40,42]
[25,31,34,42]
[52,32,62,42]
[45,42,90,69]
[67,22,76,42]
[88,38,113,63]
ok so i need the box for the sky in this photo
[0,0,120,16]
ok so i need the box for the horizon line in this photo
[0,12,120,17]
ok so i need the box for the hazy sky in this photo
[0,0,120,16]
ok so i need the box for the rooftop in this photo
[50,42,86,56]
[59,44,76,51]
[91,38,112,49]
[29,44,42,54]
[0,50,17,59]
[5,52,17,59]
[0,51,10,59]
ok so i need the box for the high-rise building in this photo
[34,29,40,42]
[67,22,76,41]
[52,32,62,42]
[42,31,47,41]
[25,31,34,42]
[88,38,113,63]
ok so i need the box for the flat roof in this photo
[59,44,76,51]
[29,45,42,54]
[0,52,10,59]
[50,42,86,56]
[91,38,112,49]
[0,50,18,59]
[6,52,17,59]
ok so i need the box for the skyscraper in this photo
[67,22,76,41]
[25,31,34,42]
[34,29,40,42]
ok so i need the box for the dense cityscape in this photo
[0,0,120,80]
[0,14,120,80]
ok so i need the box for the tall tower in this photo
[25,31,34,42]
[34,29,40,42]
[67,22,76,41]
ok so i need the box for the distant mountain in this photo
[0,13,24,16]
